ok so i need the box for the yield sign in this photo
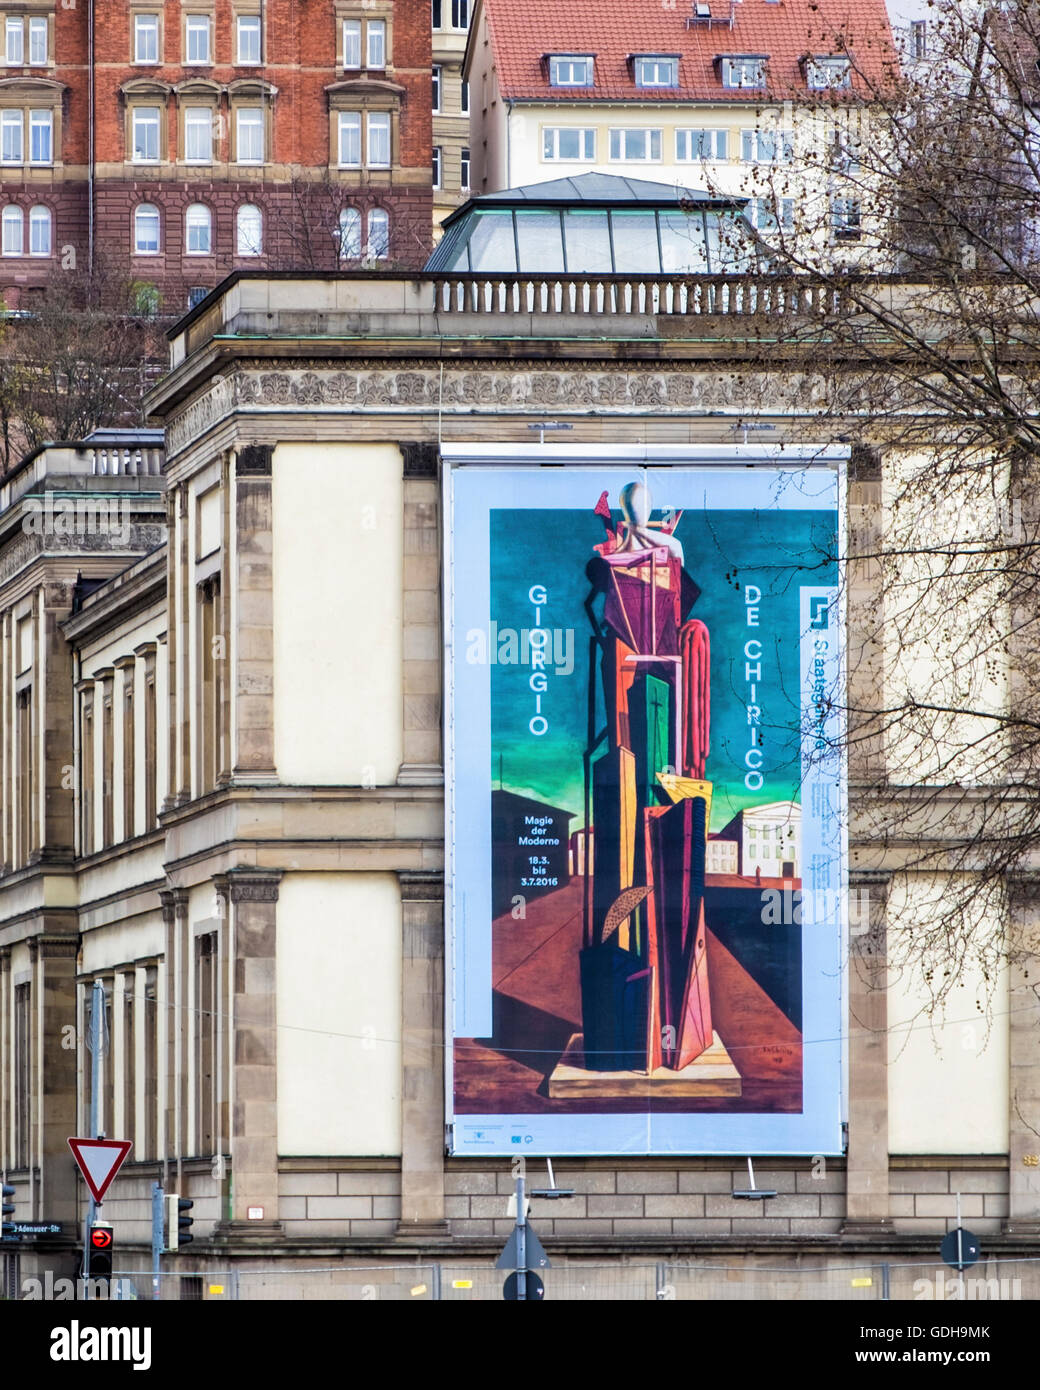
[68,1138,133,1204]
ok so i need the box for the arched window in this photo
[236,203,262,256]
[134,203,160,254]
[185,202,212,255]
[337,206,361,260]
[1,205,22,256]
[28,205,51,256]
[367,207,389,259]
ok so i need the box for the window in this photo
[29,109,51,164]
[343,19,361,69]
[81,690,94,851]
[122,671,135,838]
[460,146,470,190]
[720,55,767,88]
[367,207,389,258]
[6,16,23,65]
[132,107,160,162]
[807,55,851,89]
[676,128,727,160]
[367,111,390,167]
[634,55,678,88]
[543,127,596,161]
[461,79,469,114]
[101,684,113,846]
[451,0,468,28]
[237,14,261,64]
[433,0,441,25]
[337,206,361,258]
[135,14,159,64]
[185,107,212,163]
[29,205,50,255]
[1,110,21,162]
[338,111,361,166]
[186,14,211,65]
[187,285,208,308]
[198,576,222,790]
[2,205,21,255]
[609,127,661,161]
[740,128,793,163]
[185,203,212,254]
[236,202,262,255]
[29,17,47,66]
[236,107,264,163]
[432,64,441,113]
[750,197,794,232]
[195,933,219,1154]
[367,20,385,69]
[831,196,861,239]
[432,145,441,189]
[911,20,927,60]
[134,202,160,254]
[14,983,30,1168]
[549,54,594,87]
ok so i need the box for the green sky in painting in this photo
[489,504,837,833]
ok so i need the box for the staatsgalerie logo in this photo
[49,1320,152,1372]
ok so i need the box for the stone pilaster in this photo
[1004,874,1040,1233]
[159,886,189,1159]
[29,929,79,1224]
[232,446,277,783]
[396,869,449,1238]
[842,869,893,1233]
[397,444,443,787]
[221,868,282,1233]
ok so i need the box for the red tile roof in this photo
[478,0,898,103]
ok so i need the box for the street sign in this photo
[940,1228,980,1272]
[504,1271,545,1301]
[495,1221,550,1271]
[68,1138,133,1204]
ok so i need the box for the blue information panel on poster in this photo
[446,449,847,1156]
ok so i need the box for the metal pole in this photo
[516,1174,527,1301]
[81,979,105,1284]
[956,1192,963,1270]
[151,1183,164,1301]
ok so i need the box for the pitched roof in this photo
[476,0,898,103]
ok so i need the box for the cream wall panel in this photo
[80,912,165,975]
[272,442,404,785]
[887,873,1009,1154]
[276,872,402,1156]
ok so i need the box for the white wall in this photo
[272,442,404,785]
[276,872,402,1156]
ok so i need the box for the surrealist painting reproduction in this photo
[448,452,845,1155]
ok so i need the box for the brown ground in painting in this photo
[454,877,802,1115]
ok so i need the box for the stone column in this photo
[397,444,443,787]
[219,868,282,1236]
[29,929,79,1225]
[842,869,893,1232]
[1004,874,1040,1233]
[396,869,449,1238]
[232,446,277,784]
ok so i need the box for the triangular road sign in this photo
[495,1222,550,1271]
[68,1138,133,1204]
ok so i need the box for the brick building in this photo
[0,0,433,315]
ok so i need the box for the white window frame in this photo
[542,127,596,162]
[608,127,661,162]
[750,197,794,232]
[28,17,47,66]
[675,128,727,160]
[432,145,441,189]
[549,55,594,87]
[367,207,389,258]
[236,203,262,255]
[29,204,50,255]
[343,19,361,70]
[831,195,861,239]
[721,56,767,89]
[337,111,361,167]
[185,14,211,65]
[184,107,213,164]
[134,203,161,254]
[450,0,468,30]
[132,107,160,163]
[432,64,441,113]
[1,109,22,163]
[185,202,212,255]
[28,109,51,164]
[460,146,470,190]
[807,55,851,90]
[367,20,386,69]
[134,14,159,65]
[634,55,678,88]
[740,128,793,163]
[1,205,22,255]
[461,80,469,114]
[235,107,264,164]
[337,206,361,259]
[237,15,261,65]
[5,17,23,66]
[367,111,390,168]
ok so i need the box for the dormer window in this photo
[806,55,851,89]
[633,54,679,88]
[548,54,594,87]
[719,55,767,89]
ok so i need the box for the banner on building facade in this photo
[446,448,846,1155]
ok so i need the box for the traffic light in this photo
[165,1194,193,1250]
[1,1184,15,1244]
[87,1222,113,1279]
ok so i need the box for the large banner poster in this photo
[447,451,846,1156]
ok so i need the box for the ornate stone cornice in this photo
[225,868,282,904]
[398,869,445,902]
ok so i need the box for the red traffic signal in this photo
[90,1225,113,1250]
